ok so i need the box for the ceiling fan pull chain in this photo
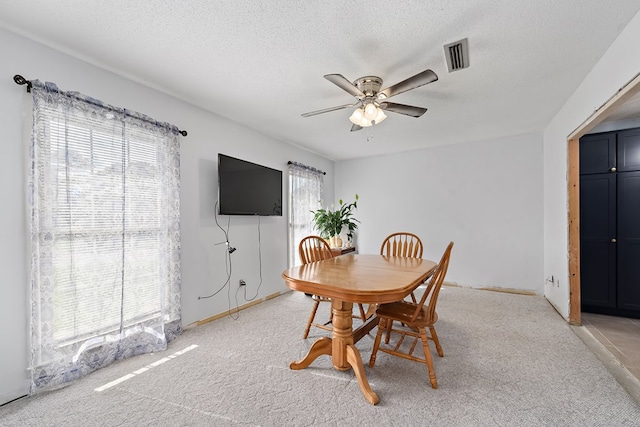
[366,124,375,143]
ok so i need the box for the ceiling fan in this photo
[301,69,438,132]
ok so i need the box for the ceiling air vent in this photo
[443,38,469,72]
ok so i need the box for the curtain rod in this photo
[287,161,326,175]
[13,74,188,137]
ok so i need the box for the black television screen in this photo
[218,154,283,216]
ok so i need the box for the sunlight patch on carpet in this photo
[94,344,199,392]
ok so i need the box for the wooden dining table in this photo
[282,253,437,405]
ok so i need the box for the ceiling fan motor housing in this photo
[353,76,383,98]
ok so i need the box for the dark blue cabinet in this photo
[618,128,640,172]
[580,131,616,174]
[580,130,640,318]
[617,171,640,312]
[580,173,616,308]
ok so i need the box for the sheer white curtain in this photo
[288,162,325,267]
[27,81,181,393]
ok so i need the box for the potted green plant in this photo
[311,194,360,248]
[339,194,360,245]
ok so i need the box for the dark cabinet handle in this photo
[611,238,617,243]
[610,167,617,172]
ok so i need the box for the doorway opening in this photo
[567,72,640,325]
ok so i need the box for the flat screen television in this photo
[218,153,283,216]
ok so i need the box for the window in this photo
[28,81,181,393]
[288,162,324,266]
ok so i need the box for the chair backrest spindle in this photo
[380,232,424,258]
[299,235,334,265]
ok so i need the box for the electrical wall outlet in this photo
[239,279,246,286]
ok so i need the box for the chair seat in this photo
[376,301,438,328]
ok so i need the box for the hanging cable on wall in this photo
[240,216,264,302]
[198,201,235,301]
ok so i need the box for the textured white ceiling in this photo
[2,1,640,160]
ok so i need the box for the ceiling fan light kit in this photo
[349,102,387,127]
[302,69,438,132]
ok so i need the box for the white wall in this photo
[335,132,544,292]
[0,27,334,404]
[543,10,640,319]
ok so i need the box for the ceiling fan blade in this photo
[380,102,428,118]
[324,74,365,98]
[378,69,438,100]
[301,103,359,117]
[350,124,363,132]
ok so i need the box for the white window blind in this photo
[49,120,164,343]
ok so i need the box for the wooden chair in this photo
[369,241,454,389]
[380,232,424,303]
[299,235,334,265]
[377,232,426,335]
[380,232,424,258]
[299,235,368,338]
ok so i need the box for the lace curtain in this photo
[288,162,324,266]
[28,81,182,393]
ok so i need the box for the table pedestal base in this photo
[290,300,379,405]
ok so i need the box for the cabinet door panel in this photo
[617,171,640,311]
[617,129,640,172]
[580,132,616,175]
[580,174,616,307]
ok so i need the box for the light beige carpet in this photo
[1,286,639,426]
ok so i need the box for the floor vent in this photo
[444,38,469,72]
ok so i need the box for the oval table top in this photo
[282,254,437,304]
